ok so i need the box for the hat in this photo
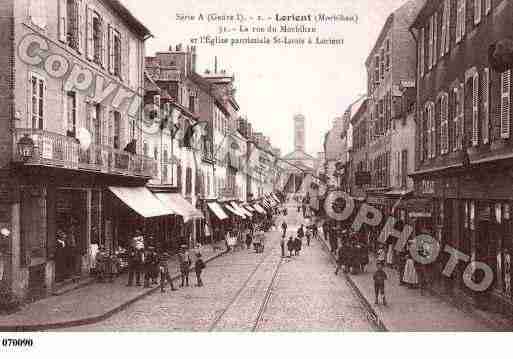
[181,244,188,249]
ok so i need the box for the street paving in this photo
[73,206,375,331]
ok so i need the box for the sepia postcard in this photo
[0,0,512,356]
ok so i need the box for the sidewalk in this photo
[318,235,504,331]
[0,243,226,331]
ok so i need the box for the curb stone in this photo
[0,251,226,332]
[316,235,387,332]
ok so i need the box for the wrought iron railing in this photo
[13,128,158,178]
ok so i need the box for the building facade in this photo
[0,0,158,299]
[411,0,513,314]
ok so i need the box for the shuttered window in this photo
[472,73,479,146]
[482,68,490,144]
[456,0,466,43]
[485,0,491,15]
[501,70,511,139]
[428,16,434,70]
[430,103,436,158]
[474,0,482,25]
[445,0,451,53]
[31,74,45,130]
[432,13,438,67]
[441,94,449,154]
[440,0,448,58]
[420,27,425,77]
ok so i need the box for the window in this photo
[30,0,47,28]
[113,111,121,149]
[419,27,425,77]
[86,9,103,65]
[143,142,148,156]
[91,104,101,145]
[474,0,482,25]
[501,70,511,139]
[66,0,81,51]
[185,167,192,195]
[374,55,380,85]
[401,149,408,188]
[108,26,122,77]
[189,95,195,113]
[67,91,76,136]
[482,68,490,144]
[380,48,385,80]
[428,16,434,70]
[432,14,438,67]
[440,94,449,154]
[385,39,391,72]
[153,147,158,161]
[453,86,464,151]
[471,73,479,146]
[426,102,436,158]
[456,0,466,43]
[31,74,45,130]
[485,0,491,15]
[440,0,449,58]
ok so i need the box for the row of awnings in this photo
[108,186,282,223]
[108,186,204,222]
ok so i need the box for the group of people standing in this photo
[334,230,369,275]
[279,223,318,258]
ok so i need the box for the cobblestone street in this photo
[72,208,375,331]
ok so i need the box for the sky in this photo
[122,0,410,156]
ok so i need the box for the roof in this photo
[411,0,437,30]
[107,0,152,38]
[282,149,316,161]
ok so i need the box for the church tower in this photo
[294,114,305,152]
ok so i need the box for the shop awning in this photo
[232,202,252,218]
[272,193,281,203]
[253,203,267,214]
[154,193,204,222]
[224,203,245,218]
[243,204,256,212]
[108,186,175,218]
[207,202,229,221]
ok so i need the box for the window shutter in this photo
[58,0,67,42]
[485,0,491,15]
[445,0,451,53]
[428,17,434,70]
[86,6,93,60]
[441,94,449,154]
[77,0,84,53]
[440,2,447,58]
[102,19,108,68]
[474,0,481,24]
[108,25,114,74]
[482,68,490,144]
[472,73,479,146]
[461,0,466,37]
[432,14,438,67]
[501,70,511,139]
[420,27,425,77]
[458,84,465,149]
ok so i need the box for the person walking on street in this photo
[178,246,191,287]
[373,262,388,305]
[306,229,312,247]
[312,223,319,240]
[159,252,176,293]
[294,236,302,256]
[281,221,288,238]
[287,237,295,257]
[245,230,253,250]
[194,252,205,287]
[335,245,344,275]
[280,235,286,258]
[143,246,156,288]
[297,224,305,240]
[127,232,144,287]
[403,253,419,288]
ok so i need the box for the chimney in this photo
[169,45,174,52]
[176,43,182,52]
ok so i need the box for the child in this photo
[373,262,388,305]
[195,252,206,287]
[287,237,294,257]
[376,244,386,266]
[159,252,177,293]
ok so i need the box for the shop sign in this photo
[421,180,435,194]
[409,211,432,218]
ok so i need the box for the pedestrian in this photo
[297,224,305,239]
[280,235,286,258]
[312,223,318,240]
[127,235,144,287]
[143,246,155,288]
[195,252,206,287]
[373,262,388,305]
[281,221,288,238]
[306,229,312,247]
[403,253,419,288]
[335,245,344,275]
[245,230,253,250]
[287,236,295,257]
[178,245,191,287]
[294,236,302,256]
[376,244,386,266]
[158,252,176,293]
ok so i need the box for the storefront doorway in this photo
[54,189,88,283]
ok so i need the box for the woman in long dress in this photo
[403,254,418,287]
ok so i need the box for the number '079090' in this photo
[2,338,33,347]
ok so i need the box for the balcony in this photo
[13,129,158,179]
